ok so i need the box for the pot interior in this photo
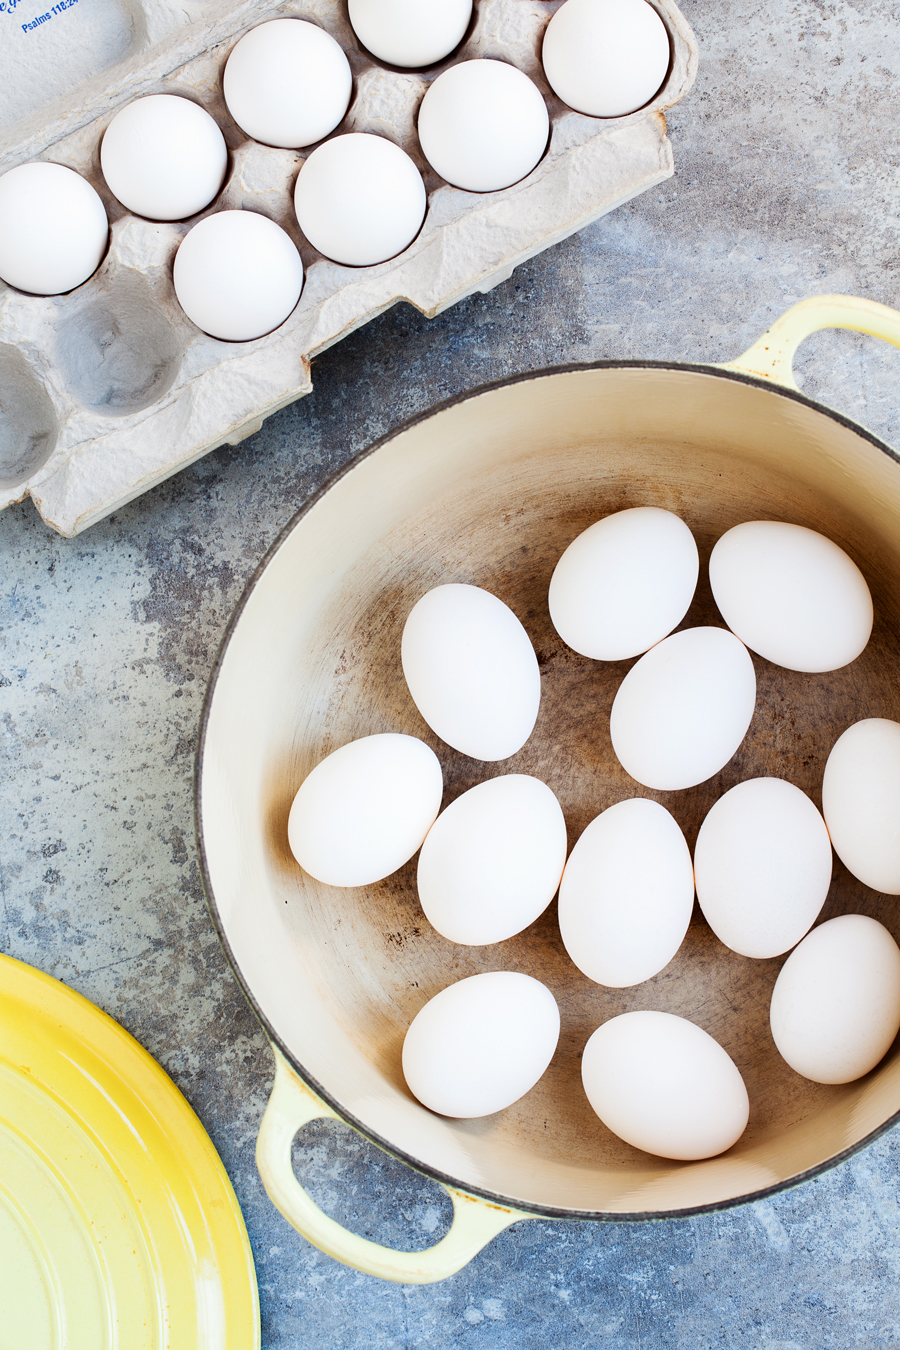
[199,364,900,1217]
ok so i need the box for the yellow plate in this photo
[0,952,260,1349]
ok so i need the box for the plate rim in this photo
[0,950,261,1349]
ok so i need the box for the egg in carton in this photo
[0,0,698,536]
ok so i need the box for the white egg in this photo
[822,719,900,894]
[0,162,108,295]
[100,95,227,222]
[709,520,873,673]
[542,0,671,118]
[349,0,472,67]
[417,774,567,945]
[294,134,426,267]
[417,59,549,192]
[288,732,443,887]
[548,506,699,660]
[558,798,693,987]
[610,627,756,791]
[173,210,303,342]
[581,1011,750,1160]
[223,19,352,149]
[401,583,541,761]
[694,778,832,959]
[770,915,900,1084]
[402,971,560,1116]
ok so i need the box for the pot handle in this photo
[256,1047,527,1283]
[719,293,900,390]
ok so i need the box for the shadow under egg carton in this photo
[0,0,697,535]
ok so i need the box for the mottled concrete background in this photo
[3,1,900,1345]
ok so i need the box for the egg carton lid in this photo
[0,0,698,536]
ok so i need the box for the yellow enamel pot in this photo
[196,295,900,1284]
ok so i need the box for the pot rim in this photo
[194,357,900,1223]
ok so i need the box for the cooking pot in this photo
[195,294,900,1283]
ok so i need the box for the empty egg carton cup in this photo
[0,0,697,536]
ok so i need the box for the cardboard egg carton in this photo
[0,0,697,536]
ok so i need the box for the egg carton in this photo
[0,0,698,536]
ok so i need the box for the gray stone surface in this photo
[3,0,900,1343]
